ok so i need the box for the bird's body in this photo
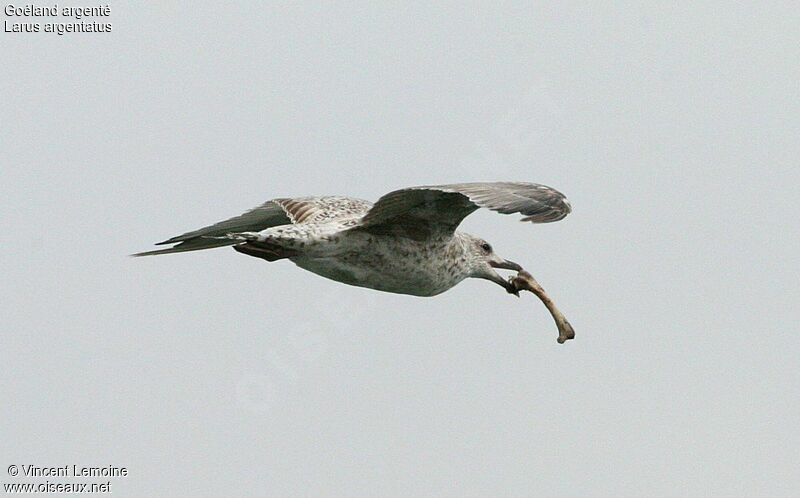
[290,228,470,296]
[135,183,572,297]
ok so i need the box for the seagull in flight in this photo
[134,182,571,298]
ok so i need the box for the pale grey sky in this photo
[2,2,798,497]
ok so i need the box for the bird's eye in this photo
[481,243,492,253]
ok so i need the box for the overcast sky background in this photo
[2,2,798,497]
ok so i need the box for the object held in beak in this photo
[487,258,523,295]
[510,270,575,344]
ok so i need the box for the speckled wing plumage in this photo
[274,196,373,225]
[133,196,372,256]
[354,182,571,240]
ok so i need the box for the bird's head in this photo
[461,233,523,295]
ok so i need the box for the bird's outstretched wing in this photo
[133,196,371,256]
[353,182,571,240]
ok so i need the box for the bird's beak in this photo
[490,258,523,272]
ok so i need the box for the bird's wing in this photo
[274,196,373,224]
[353,182,571,240]
[133,196,372,256]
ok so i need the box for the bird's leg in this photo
[510,270,575,344]
[232,237,298,262]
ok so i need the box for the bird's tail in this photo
[131,236,241,257]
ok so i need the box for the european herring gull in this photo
[135,182,575,342]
